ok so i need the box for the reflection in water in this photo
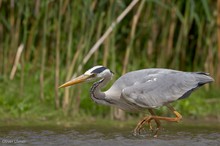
[0,124,219,146]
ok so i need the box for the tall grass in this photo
[0,0,219,120]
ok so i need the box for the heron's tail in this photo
[193,72,214,86]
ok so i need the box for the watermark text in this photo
[2,139,26,144]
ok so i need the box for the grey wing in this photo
[120,71,204,108]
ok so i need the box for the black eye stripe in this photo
[91,67,107,74]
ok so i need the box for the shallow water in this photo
[0,123,219,146]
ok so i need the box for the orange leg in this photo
[133,104,182,137]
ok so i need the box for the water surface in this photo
[0,123,219,146]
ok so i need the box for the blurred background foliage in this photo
[0,0,219,124]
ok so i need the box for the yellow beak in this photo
[59,74,91,88]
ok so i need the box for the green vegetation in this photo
[0,0,219,125]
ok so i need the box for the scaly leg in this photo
[148,109,161,137]
[133,116,151,136]
[133,104,182,137]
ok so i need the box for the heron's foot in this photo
[133,105,183,138]
[133,117,147,136]
[133,116,160,137]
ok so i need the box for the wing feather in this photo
[120,70,198,108]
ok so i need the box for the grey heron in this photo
[59,66,214,137]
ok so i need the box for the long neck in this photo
[90,76,112,105]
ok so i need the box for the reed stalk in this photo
[217,0,220,86]
[55,1,62,109]
[40,1,48,101]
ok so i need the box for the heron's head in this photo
[59,65,114,88]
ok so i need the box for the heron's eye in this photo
[90,73,96,78]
